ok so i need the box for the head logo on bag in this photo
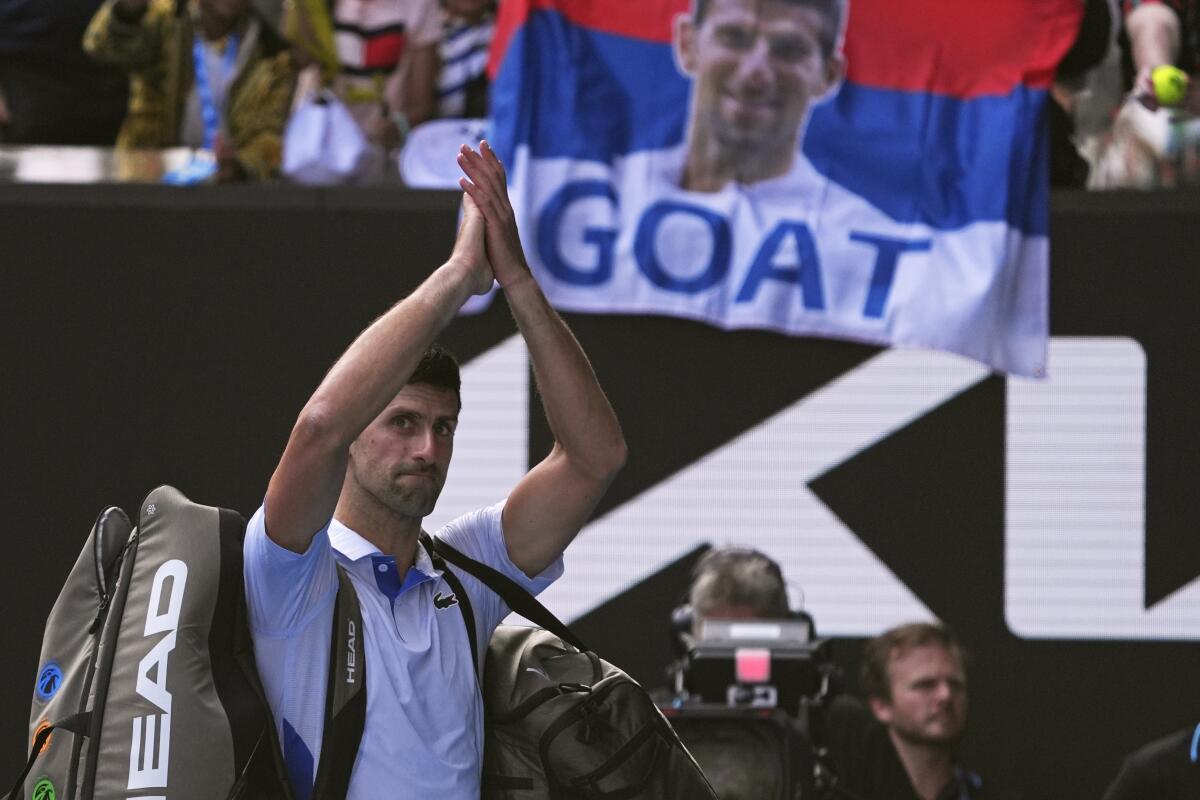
[35,662,62,702]
[32,776,56,800]
[127,558,188,792]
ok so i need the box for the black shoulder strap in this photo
[421,534,479,679]
[428,537,589,653]
[312,565,366,800]
[3,713,90,800]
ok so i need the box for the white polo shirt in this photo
[243,501,562,799]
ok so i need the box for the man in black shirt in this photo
[825,623,990,800]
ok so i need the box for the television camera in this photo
[661,613,843,799]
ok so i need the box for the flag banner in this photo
[484,0,1083,376]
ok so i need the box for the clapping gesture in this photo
[456,142,532,290]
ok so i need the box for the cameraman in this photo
[675,548,801,800]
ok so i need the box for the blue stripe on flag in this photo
[491,9,1049,236]
[804,83,1050,236]
[491,10,689,167]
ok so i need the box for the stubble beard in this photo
[382,475,442,519]
[892,712,965,750]
[350,462,443,522]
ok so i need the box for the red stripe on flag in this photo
[491,0,1083,96]
[535,0,687,42]
[489,0,685,77]
[842,0,1084,95]
[489,0,530,78]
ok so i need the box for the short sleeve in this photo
[436,501,564,596]
[433,501,564,645]
[243,504,338,637]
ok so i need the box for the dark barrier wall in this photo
[2,185,1198,799]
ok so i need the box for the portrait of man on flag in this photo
[672,0,844,193]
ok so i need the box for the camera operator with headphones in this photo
[665,547,838,799]
[669,546,993,800]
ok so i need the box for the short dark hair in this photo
[690,547,790,619]
[692,0,846,59]
[410,344,462,411]
[859,622,967,702]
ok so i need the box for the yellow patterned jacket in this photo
[84,0,294,180]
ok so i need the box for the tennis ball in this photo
[1152,65,1189,106]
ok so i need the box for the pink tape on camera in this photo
[735,648,771,684]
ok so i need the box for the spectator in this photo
[825,623,993,800]
[1086,0,1200,187]
[435,0,495,119]
[288,0,441,180]
[0,0,128,144]
[1050,0,1117,186]
[1102,723,1200,799]
[1123,0,1197,105]
[83,0,294,181]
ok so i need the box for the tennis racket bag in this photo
[8,485,290,800]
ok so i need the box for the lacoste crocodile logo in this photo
[434,592,458,610]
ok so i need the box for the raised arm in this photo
[400,43,438,127]
[1126,2,1182,98]
[264,198,493,552]
[457,142,627,577]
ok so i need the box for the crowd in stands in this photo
[1054,0,1200,188]
[0,0,1197,186]
[0,0,495,182]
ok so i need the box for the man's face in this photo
[675,0,842,154]
[345,383,459,519]
[870,644,968,747]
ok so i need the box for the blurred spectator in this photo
[0,0,128,144]
[1102,723,1200,799]
[1050,0,1117,187]
[84,0,295,181]
[826,623,993,800]
[435,0,494,119]
[1082,0,1200,187]
[1122,0,1197,103]
[288,0,441,180]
